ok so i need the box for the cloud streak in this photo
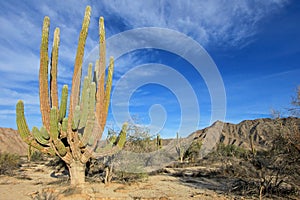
[97,0,289,46]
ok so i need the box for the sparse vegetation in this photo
[215,143,249,158]
[0,152,21,175]
[30,151,47,162]
[121,121,166,154]
[184,139,202,162]
[114,170,149,183]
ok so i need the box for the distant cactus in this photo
[175,132,186,163]
[16,6,126,185]
[156,134,162,150]
[249,134,256,158]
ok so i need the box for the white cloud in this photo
[98,0,289,46]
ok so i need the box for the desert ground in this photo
[0,157,237,200]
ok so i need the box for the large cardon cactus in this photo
[16,6,127,185]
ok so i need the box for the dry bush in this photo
[0,152,21,175]
[225,126,300,199]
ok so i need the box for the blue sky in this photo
[0,0,299,138]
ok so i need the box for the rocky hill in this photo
[0,127,28,156]
[190,117,300,153]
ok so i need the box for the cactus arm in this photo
[96,56,114,135]
[99,17,106,74]
[39,16,51,131]
[72,105,81,130]
[49,107,59,139]
[78,77,90,129]
[16,100,54,155]
[58,85,68,122]
[16,100,32,143]
[79,119,94,147]
[40,126,50,140]
[102,57,114,127]
[80,83,97,147]
[92,122,127,160]
[50,27,60,110]
[114,123,127,148]
[60,117,68,138]
[93,59,100,83]
[68,5,91,133]
[49,107,67,156]
[87,63,93,82]
[96,17,106,131]
[67,6,91,160]
[79,81,96,147]
[32,126,49,145]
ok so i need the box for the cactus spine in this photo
[16,6,126,185]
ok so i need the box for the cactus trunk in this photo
[68,161,86,185]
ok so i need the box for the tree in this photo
[16,6,126,185]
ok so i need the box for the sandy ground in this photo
[0,160,247,200]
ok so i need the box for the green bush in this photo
[30,151,46,162]
[0,152,21,175]
[216,144,249,158]
[184,140,202,162]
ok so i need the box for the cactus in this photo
[249,134,256,158]
[15,6,126,185]
[175,132,185,163]
[156,134,162,150]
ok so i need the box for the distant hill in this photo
[189,117,300,156]
[0,127,28,156]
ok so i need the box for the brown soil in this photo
[0,159,249,200]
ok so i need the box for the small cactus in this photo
[156,134,162,150]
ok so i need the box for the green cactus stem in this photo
[58,85,68,122]
[16,100,54,155]
[156,134,162,149]
[39,16,51,131]
[68,5,91,135]
[115,123,128,148]
[50,27,60,109]
[32,126,49,145]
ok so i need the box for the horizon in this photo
[0,1,299,138]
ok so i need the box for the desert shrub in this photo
[30,151,47,162]
[184,140,202,162]
[0,152,21,175]
[225,121,300,198]
[216,143,249,158]
[124,122,158,153]
[253,129,300,198]
[114,171,148,182]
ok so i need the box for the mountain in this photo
[190,117,300,153]
[0,127,28,156]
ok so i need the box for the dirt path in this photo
[0,161,239,200]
